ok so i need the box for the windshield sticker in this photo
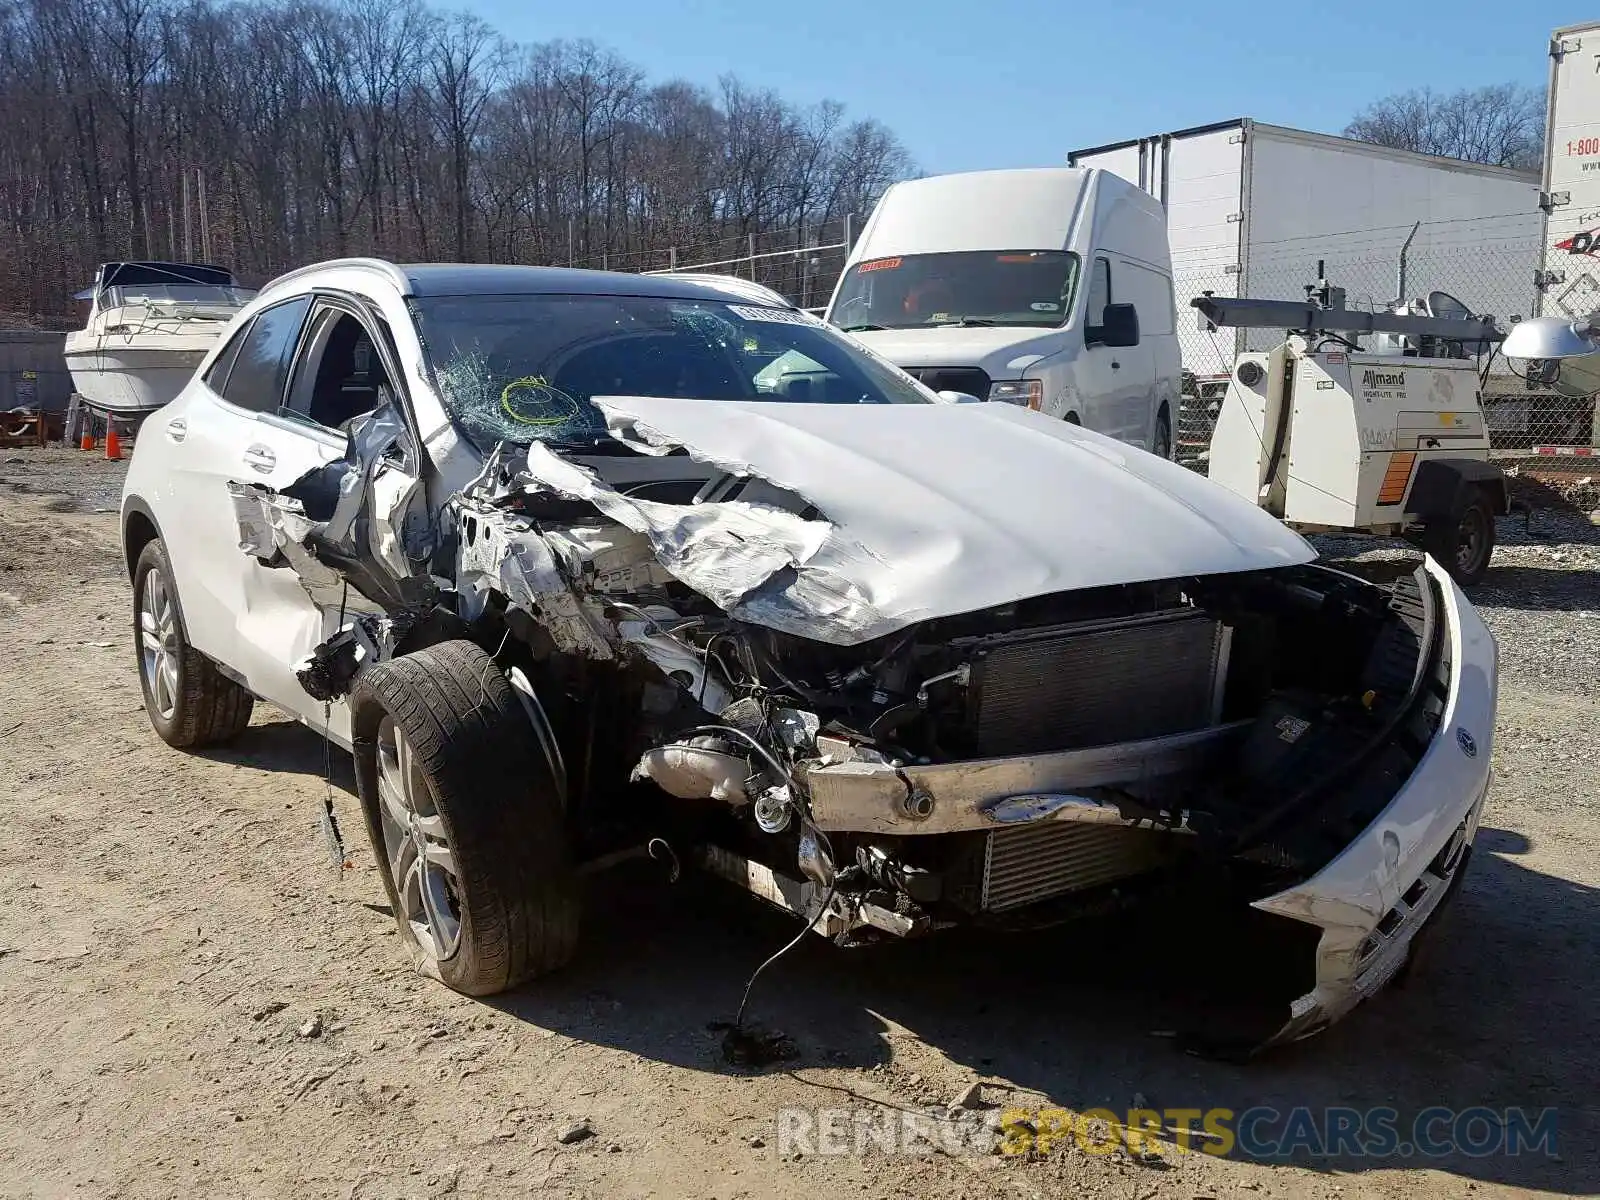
[1030,301,1060,312]
[857,257,902,273]
[727,304,812,325]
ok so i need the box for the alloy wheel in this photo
[375,717,463,961]
[138,567,180,721]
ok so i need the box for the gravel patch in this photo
[0,444,129,513]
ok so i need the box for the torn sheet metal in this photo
[571,396,1318,644]
[228,482,349,605]
[227,404,437,615]
[517,441,884,644]
[540,525,677,596]
[454,503,616,659]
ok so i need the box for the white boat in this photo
[64,262,256,416]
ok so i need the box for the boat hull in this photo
[63,343,210,416]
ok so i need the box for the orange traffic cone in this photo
[79,427,95,451]
[105,425,122,461]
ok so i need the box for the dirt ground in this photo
[1,447,1596,1200]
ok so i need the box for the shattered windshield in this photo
[830,250,1079,330]
[412,293,933,449]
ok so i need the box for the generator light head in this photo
[1502,314,1600,397]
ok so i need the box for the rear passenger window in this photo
[219,297,311,413]
[203,319,251,393]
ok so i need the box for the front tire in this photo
[350,639,580,996]
[1421,490,1496,587]
[132,538,254,748]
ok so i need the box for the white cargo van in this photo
[825,167,1182,455]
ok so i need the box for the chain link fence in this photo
[626,220,1598,461]
[1172,240,1600,465]
[622,217,857,313]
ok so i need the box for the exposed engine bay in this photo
[227,395,1450,964]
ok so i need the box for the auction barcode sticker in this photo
[728,304,814,325]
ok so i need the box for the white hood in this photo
[848,325,1065,379]
[522,398,1314,646]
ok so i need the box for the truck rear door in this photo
[1539,23,1600,319]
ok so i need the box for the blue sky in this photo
[470,0,1579,174]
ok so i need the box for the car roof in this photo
[403,262,796,305]
[400,262,791,304]
[256,258,801,309]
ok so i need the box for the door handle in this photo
[243,444,276,473]
[165,416,187,443]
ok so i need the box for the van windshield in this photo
[830,250,1079,331]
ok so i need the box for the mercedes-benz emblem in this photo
[1456,727,1477,758]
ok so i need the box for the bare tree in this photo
[1344,83,1546,172]
[0,0,916,323]
[424,11,505,260]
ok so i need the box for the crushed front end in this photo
[233,398,1495,1051]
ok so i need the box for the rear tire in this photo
[1421,490,1496,587]
[132,538,254,748]
[1152,408,1173,460]
[350,639,580,996]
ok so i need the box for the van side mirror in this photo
[1091,303,1140,348]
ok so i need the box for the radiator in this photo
[962,609,1224,912]
[970,609,1227,757]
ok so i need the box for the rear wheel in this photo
[350,639,580,995]
[1421,491,1496,587]
[1152,408,1173,460]
[132,538,254,747]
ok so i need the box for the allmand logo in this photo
[1362,369,1406,388]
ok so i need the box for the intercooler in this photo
[980,822,1180,912]
[960,609,1227,913]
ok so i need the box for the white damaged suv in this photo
[121,259,1497,1052]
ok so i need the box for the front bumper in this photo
[1252,556,1497,1047]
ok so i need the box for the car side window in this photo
[284,305,397,433]
[202,318,252,394]
[218,296,311,414]
[1085,257,1112,334]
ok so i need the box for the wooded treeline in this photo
[0,0,914,323]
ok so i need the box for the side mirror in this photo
[937,390,983,404]
[1091,302,1140,348]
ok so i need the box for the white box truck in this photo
[1070,121,1541,413]
[1536,22,1600,321]
[1530,21,1600,447]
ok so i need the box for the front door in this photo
[233,299,423,740]
[1073,255,1148,442]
